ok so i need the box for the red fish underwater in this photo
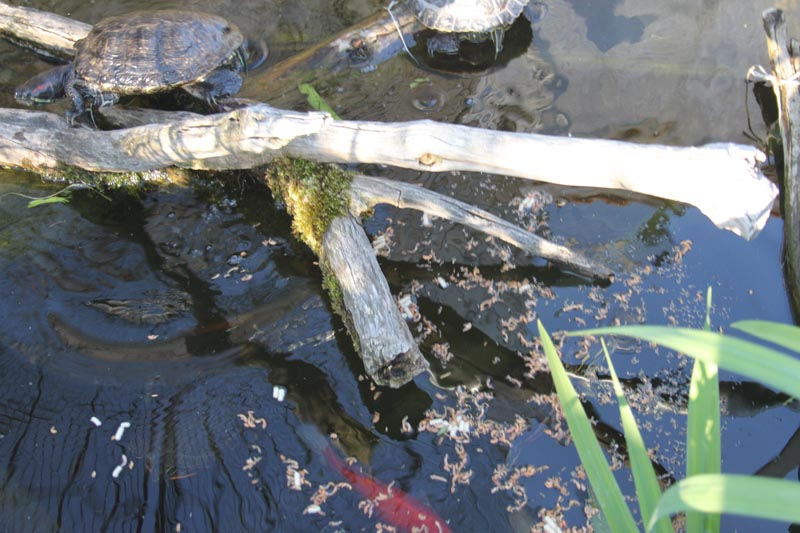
[297,424,451,533]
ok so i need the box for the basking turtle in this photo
[402,0,531,55]
[14,10,262,125]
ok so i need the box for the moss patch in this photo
[265,158,352,255]
[40,164,189,190]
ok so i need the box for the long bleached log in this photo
[0,104,776,240]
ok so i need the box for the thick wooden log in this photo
[295,124,775,241]
[0,105,776,241]
[762,8,800,318]
[0,106,329,171]
[321,214,429,388]
[0,2,87,58]
[350,174,613,279]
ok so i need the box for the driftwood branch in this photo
[0,1,87,58]
[321,215,429,387]
[350,174,613,279]
[762,8,800,318]
[0,105,777,241]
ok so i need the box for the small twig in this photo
[0,182,110,203]
[385,0,419,65]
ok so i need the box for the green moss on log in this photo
[265,158,352,255]
[266,158,355,337]
[40,164,189,189]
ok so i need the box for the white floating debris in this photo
[303,504,323,515]
[543,515,564,533]
[89,416,102,427]
[429,418,447,429]
[112,454,128,479]
[431,416,472,439]
[397,294,416,320]
[372,234,388,254]
[113,421,131,442]
[436,276,449,289]
[272,386,286,402]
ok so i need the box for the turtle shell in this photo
[404,0,529,32]
[73,10,243,94]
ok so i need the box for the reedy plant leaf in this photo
[601,338,672,533]
[648,474,800,530]
[537,320,638,532]
[685,287,720,532]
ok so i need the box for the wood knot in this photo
[418,153,440,166]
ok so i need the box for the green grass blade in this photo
[28,196,69,208]
[600,339,672,533]
[730,320,800,354]
[685,358,720,532]
[649,474,800,529]
[568,326,800,399]
[685,287,720,532]
[538,321,638,532]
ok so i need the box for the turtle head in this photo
[14,64,72,106]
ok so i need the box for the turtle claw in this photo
[65,110,80,128]
[65,107,98,129]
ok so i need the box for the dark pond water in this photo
[1,0,799,531]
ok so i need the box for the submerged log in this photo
[762,8,800,319]
[240,3,422,99]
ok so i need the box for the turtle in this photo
[14,10,263,125]
[401,0,531,56]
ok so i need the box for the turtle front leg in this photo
[184,68,243,110]
[64,78,87,127]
